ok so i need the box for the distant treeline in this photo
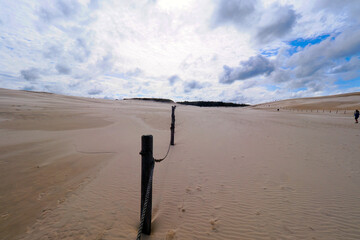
[123,98,175,103]
[177,101,250,107]
[123,98,249,107]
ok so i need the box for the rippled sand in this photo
[1,88,360,239]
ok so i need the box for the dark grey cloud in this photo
[168,75,181,86]
[211,0,257,28]
[284,77,313,90]
[43,44,63,59]
[330,57,360,74]
[306,81,325,92]
[314,0,360,22]
[219,55,275,84]
[88,89,102,95]
[38,0,82,22]
[56,63,71,75]
[270,69,291,83]
[73,38,91,62]
[183,80,206,93]
[256,5,298,44]
[115,68,143,79]
[211,1,298,43]
[242,80,258,89]
[295,60,330,78]
[95,53,114,73]
[20,68,41,82]
[326,28,360,59]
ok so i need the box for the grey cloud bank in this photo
[255,5,298,44]
[20,68,41,82]
[211,0,256,28]
[183,80,206,93]
[168,75,181,86]
[56,64,72,75]
[219,55,275,84]
[211,1,298,44]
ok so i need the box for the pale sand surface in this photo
[1,88,360,239]
[254,92,360,111]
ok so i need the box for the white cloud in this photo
[0,0,359,104]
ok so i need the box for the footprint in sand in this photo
[166,229,176,240]
[210,218,219,231]
[280,185,294,192]
[214,205,222,210]
[283,225,294,234]
[178,203,186,213]
[37,192,46,200]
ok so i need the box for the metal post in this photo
[140,135,154,235]
[171,106,176,146]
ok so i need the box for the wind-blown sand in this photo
[1,88,360,239]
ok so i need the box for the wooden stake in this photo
[171,106,176,146]
[140,135,154,235]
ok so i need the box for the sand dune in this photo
[254,92,360,111]
[1,88,360,239]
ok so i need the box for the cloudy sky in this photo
[1,0,360,104]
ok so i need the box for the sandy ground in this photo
[1,88,360,240]
[254,92,360,111]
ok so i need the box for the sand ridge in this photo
[0,88,360,239]
[254,92,360,111]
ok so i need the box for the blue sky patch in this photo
[265,84,280,91]
[294,87,307,92]
[287,34,331,56]
[288,34,330,48]
[260,48,279,57]
[335,76,360,90]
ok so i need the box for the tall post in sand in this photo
[140,135,153,235]
[171,106,176,146]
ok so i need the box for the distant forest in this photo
[177,101,250,107]
[123,98,175,103]
[123,98,250,107]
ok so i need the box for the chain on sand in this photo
[136,166,154,240]
[154,142,171,162]
[137,129,173,239]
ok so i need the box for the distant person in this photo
[354,109,359,123]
